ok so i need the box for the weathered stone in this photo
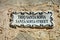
[13,32,35,40]
[52,0,60,5]
[0,0,60,40]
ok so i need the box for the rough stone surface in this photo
[0,0,60,40]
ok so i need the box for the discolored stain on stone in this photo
[58,14,60,18]
[13,32,35,40]
[0,27,3,34]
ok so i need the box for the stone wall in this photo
[0,0,60,40]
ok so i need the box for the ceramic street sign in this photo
[10,11,53,28]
